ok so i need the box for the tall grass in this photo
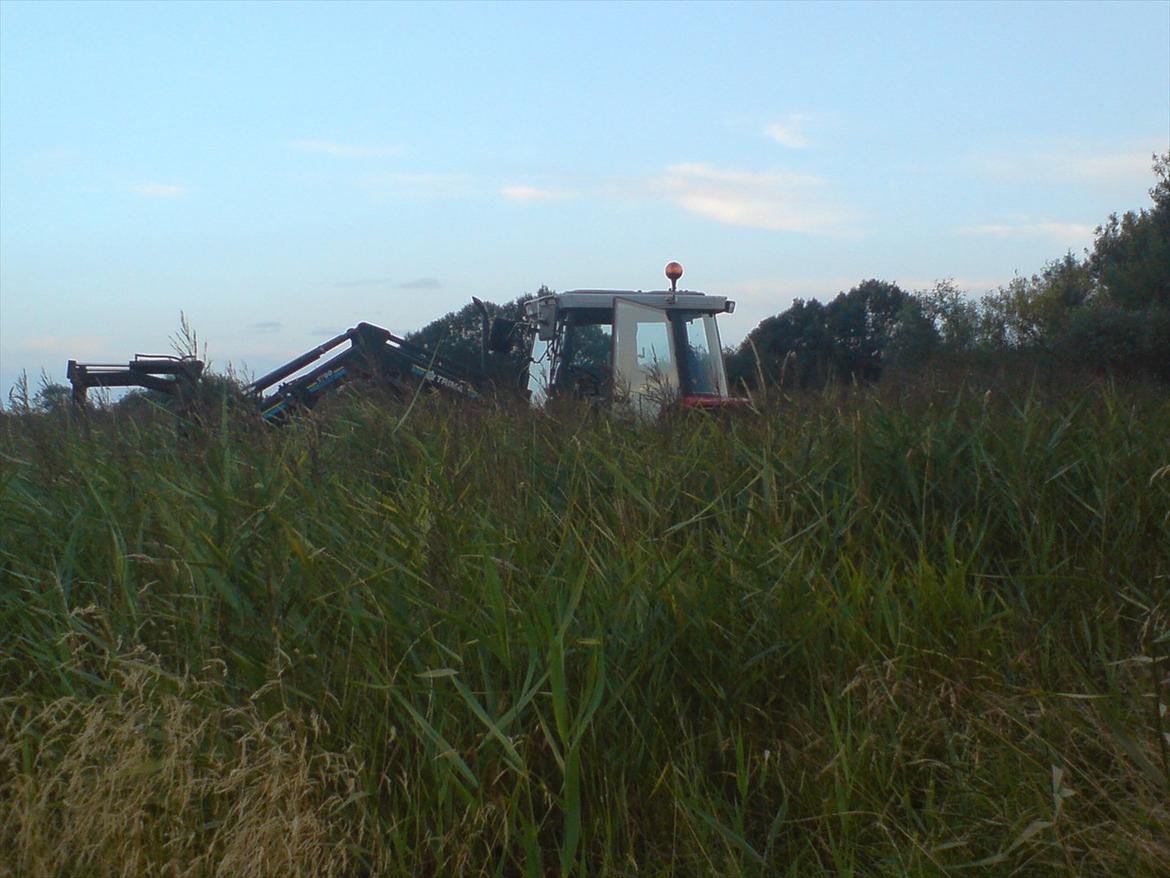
[1,380,1168,876]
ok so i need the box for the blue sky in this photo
[1,0,1167,397]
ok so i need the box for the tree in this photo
[978,254,1094,351]
[730,280,908,389]
[1090,152,1170,311]
[918,280,979,353]
[33,381,73,414]
[1057,304,1144,373]
[824,279,906,380]
[406,291,537,390]
[731,297,830,389]
[884,297,940,368]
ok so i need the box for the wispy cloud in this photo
[248,321,283,333]
[38,147,82,162]
[132,183,185,198]
[398,277,441,290]
[26,147,83,174]
[957,221,1095,244]
[333,277,393,288]
[360,172,473,198]
[501,184,577,202]
[657,162,850,232]
[291,140,403,159]
[329,276,441,290]
[971,147,1155,185]
[729,276,860,300]
[898,276,1007,295]
[763,114,812,149]
[19,335,108,357]
[349,160,851,231]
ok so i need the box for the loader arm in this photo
[248,322,480,423]
[67,355,205,407]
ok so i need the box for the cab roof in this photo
[542,289,733,312]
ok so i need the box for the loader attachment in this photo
[67,355,204,407]
[247,322,479,423]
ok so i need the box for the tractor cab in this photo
[505,263,744,417]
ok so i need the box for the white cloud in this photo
[291,140,403,159]
[501,184,577,202]
[667,163,823,188]
[763,115,811,149]
[971,147,1155,185]
[398,277,441,290]
[19,334,108,357]
[898,276,1007,295]
[359,172,473,198]
[658,162,850,232]
[957,221,1095,244]
[26,148,82,173]
[962,224,1014,238]
[332,277,394,288]
[350,160,850,230]
[131,183,185,198]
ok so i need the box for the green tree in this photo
[731,280,908,389]
[918,279,980,353]
[730,297,830,389]
[33,381,73,414]
[979,254,1094,350]
[825,279,906,380]
[1090,152,1170,310]
[1057,304,1144,372]
[884,297,940,368]
[406,291,537,389]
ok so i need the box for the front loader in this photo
[246,322,478,423]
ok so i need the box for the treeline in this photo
[727,153,1170,388]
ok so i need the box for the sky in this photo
[1,0,1168,398]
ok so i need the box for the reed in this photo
[1,379,1167,875]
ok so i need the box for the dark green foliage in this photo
[883,297,940,368]
[727,297,826,388]
[406,291,538,391]
[825,278,907,379]
[1090,152,1170,312]
[1077,303,1170,380]
[731,280,907,390]
[978,253,1095,350]
[404,299,489,368]
[973,155,1168,375]
[32,381,72,414]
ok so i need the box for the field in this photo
[1,378,1168,876]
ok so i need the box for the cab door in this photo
[612,298,678,418]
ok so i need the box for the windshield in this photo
[559,321,612,395]
[678,313,728,396]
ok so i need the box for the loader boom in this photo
[67,355,204,407]
[247,321,479,422]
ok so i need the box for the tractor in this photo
[65,263,746,421]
